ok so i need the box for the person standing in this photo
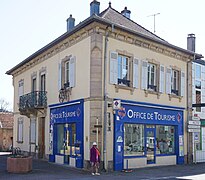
[90,142,100,175]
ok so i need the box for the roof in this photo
[6,5,203,75]
[193,59,205,66]
[100,7,166,43]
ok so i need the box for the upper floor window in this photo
[171,69,179,95]
[117,55,130,86]
[40,74,46,92]
[58,56,76,90]
[195,64,201,79]
[147,63,157,91]
[196,90,201,112]
[18,79,24,98]
[166,67,185,97]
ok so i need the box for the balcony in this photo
[19,91,47,117]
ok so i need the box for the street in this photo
[0,154,205,180]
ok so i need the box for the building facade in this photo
[6,1,202,171]
[0,111,13,151]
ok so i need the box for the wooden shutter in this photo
[69,56,76,87]
[133,58,139,88]
[58,63,62,90]
[159,65,165,93]
[110,51,118,84]
[166,67,172,94]
[180,71,185,96]
[141,60,148,90]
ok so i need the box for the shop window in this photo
[57,124,64,154]
[156,125,175,154]
[56,123,76,156]
[124,124,144,156]
[17,117,23,143]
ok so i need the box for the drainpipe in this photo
[187,53,195,164]
[103,29,109,171]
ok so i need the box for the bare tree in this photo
[0,98,10,112]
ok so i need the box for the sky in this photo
[1,0,205,111]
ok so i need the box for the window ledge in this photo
[144,89,161,99]
[17,141,23,144]
[115,84,134,94]
[168,94,182,102]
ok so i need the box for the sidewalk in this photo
[1,154,205,180]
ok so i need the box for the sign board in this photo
[188,128,200,133]
[188,125,200,129]
[94,124,102,128]
[194,132,200,143]
[192,116,200,121]
[188,121,201,126]
[113,100,121,110]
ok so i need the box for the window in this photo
[17,118,23,143]
[40,74,46,92]
[124,124,144,156]
[156,125,175,154]
[195,80,201,89]
[118,55,130,86]
[196,90,201,112]
[171,69,179,95]
[147,63,157,91]
[58,56,76,90]
[166,68,185,96]
[30,118,36,144]
[18,80,24,97]
[195,64,201,79]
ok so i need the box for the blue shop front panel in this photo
[114,100,184,171]
[49,99,84,168]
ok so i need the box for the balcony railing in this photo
[19,91,47,111]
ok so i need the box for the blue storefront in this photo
[114,100,184,171]
[49,99,84,168]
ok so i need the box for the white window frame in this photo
[147,63,157,91]
[17,117,23,143]
[171,69,179,95]
[117,55,130,86]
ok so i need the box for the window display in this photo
[124,124,144,156]
[156,125,175,154]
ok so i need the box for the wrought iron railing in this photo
[19,91,47,110]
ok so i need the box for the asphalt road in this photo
[1,154,205,180]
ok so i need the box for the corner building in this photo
[6,1,202,171]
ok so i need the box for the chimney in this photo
[66,14,75,31]
[90,0,100,16]
[121,7,131,19]
[187,33,196,52]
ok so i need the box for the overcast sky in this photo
[1,0,205,110]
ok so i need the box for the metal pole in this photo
[103,30,109,171]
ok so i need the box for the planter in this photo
[7,156,32,173]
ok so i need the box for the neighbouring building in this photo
[0,111,13,151]
[6,1,203,171]
[189,34,205,162]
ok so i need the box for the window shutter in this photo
[133,58,139,88]
[166,67,172,94]
[69,56,76,87]
[110,51,118,84]
[159,65,165,93]
[58,63,62,90]
[18,80,24,97]
[141,60,148,90]
[180,71,185,96]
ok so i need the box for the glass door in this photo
[145,126,156,164]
